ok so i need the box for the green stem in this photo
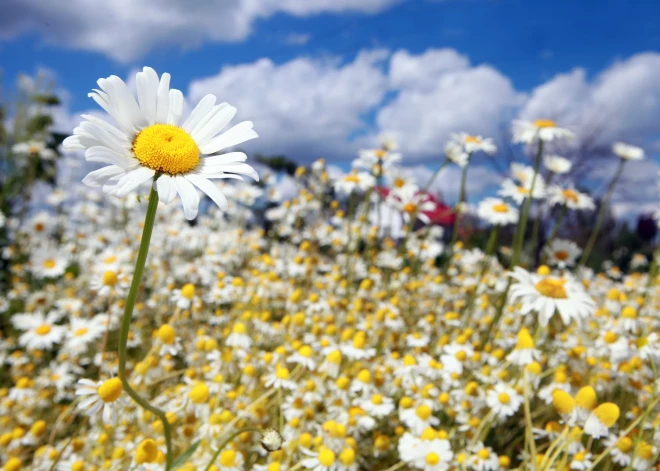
[117,184,174,471]
[463,225,499,322]
[546,204,567,248]
[204,427,262,471]
[511,139,544,267]
[579,159,626,267]
[450,162,469,248]
[530,173,553,263]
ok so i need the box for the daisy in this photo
[512,119,575,143]
[63,66,259,220]
[264,366,297,390]
[216,448,245,471]
[506,328,540,366]
[612,142,644,161]
[75,377,125,425]
[12,140,57,161]
[543,155,572,174]
[544,239,581,268]
[334,170,376,195]
[360,394,395,418]
[477,198,519,226]
[302,446,338,471]
[498,176,546,205]
[486,383,523,419]
[583,402,620,438]
[30,249,68,279]
[445,133,497,167]
[12,311,65,350]
[386,185,437,225]
[508,267,597,326]
[64,316,106,355]
[546,186,595,211]
[604,435,633,466]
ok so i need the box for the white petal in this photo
[112,167,156,197]
[156,73,171,123]
[156,174,177,205]
[82,166,127,187]
[136,67,159,125]
[190,104,236,147]
[202,152,247,165]
[199,121,258,155]
[167,89,184,126]
[185,173,228,212]
[182,94,216,133]
[198,162,259,181]
[85,146,134,168]
[98,76,147,134]
[172,176,200,220]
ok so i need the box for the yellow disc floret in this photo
[97,378,122,403]
[133,124,199,175]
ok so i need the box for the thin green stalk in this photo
[450,162,469,248]
[579,158,626,267]
[644,243,660,313]
[203,427,262,471]
[117,184,174,471]
[511,139,544,267]
[530,173,554,261]
[546,204,567,248]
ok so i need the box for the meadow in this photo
[0,67,659,471]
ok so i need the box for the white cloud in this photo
[0,0,402,62]
[374,49,524,159]
[188,49,390,158]
[518,53,660,156]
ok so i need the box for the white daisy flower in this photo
[486,383,523,419]
[477,197,519,226]
[583,403,620,438]
[543,155,572,174]
[12,140,57,161]
[12,310,65,350]
[63,66,259,220]
[508,267,597,326]
[544,239,582,268]
[75,377,125,425]
[512,119,575,143]
[546,185,595,211]
[612,142,644,161]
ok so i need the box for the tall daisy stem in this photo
[511,139,544,267]
[450,162,470,248]
[579,159,626,267]
[117,184,174,471]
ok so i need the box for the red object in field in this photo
[376,187,456,225]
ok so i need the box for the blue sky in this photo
[1,0,659,214]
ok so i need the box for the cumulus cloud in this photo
[518,53,660,163]
[188,49,390,159]
[373,49,524,160]
[0,0,402,62]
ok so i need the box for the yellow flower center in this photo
[617,436,633,453]
[29,144,41,153]
[374,149,386,158]
[318,448,336,467]
[135,439,159,464]
[393,178,405,188]
[35,325,52,336]
[492,203,509,213]
[426,453,440,465]
[593,403,619,427]
[552,390,575,414]
[498,392,510,404]
[97,378,123,403]
[344,174,360,183]
[181,283,195,300]
[275,367,290,380]
[104,255,117,264]
[372,394,383,405]
[416,404,432,420]
[219,449,237,467]
[464,135,481,144]
[71,461,85,471]
[562,189,579,203]
[516,328,534,349]
[478,448,490,459]
[533,119,556,128]
[188,383,209,404]
[403,202,416,214]
[554,250,569,261]
[339,448,356,465]
[75,328,89,337]
[157,324,176,345]
[232,323,247,334]
[34,223,45,232]
[637,442,654,460]
[133,124,199,175]
[575,386,597,411]
[102,271,118,286]
[535,278,568,299]
[43,259,56,269]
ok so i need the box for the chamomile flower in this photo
[477,198,519,226]
[12,310,65,350]
[75,377,125,425]
[334,170,376,195]
[486,383,523,419]
[445,133,497,168]
[546,186,595,211]
[584,402,620,438]
[544,239,581,268]
[509,268,596,326]
[64,67,259,219]
[512,119,575,143]
[31,250,68,279]
[12,140,57,161]
[543,155,572,174]
[612,142,644,161]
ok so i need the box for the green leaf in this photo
[171,441,201,470]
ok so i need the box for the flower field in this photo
[0,67,659,471]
